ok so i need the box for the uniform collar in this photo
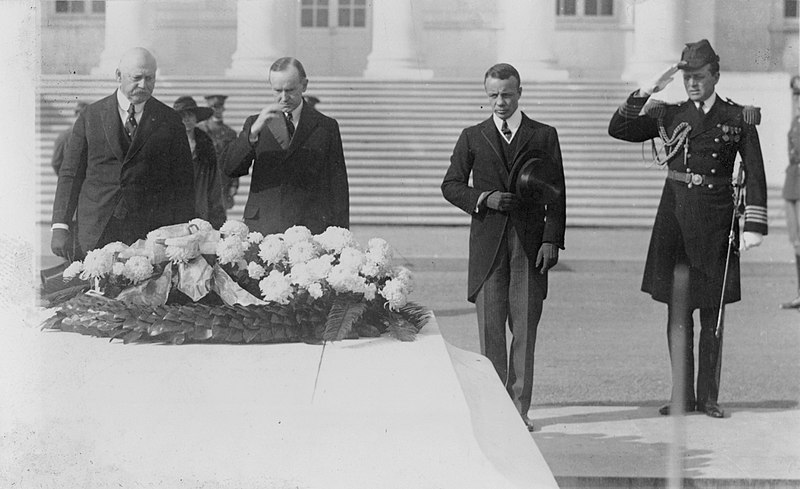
[695,92,717,113]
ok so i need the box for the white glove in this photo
[740,231,763,251]
[638,65,679,96]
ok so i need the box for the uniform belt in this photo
[666,170,730,188]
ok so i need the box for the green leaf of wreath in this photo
[323,298,368,342]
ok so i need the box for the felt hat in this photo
[677,39,719,70]
[511,155,562,205]
[173,96,214,122]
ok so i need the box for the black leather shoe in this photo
[780,294,800,309]
[521,414,536,432]
[658,402,695,415]
[698,402,725,418]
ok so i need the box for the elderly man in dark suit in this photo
[51,47,195,259]
[442,63,566,432]
[608,40,768,418]
[223,57,349,235]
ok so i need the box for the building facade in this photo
[40,0,799,80]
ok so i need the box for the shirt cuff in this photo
[52,223,70,231]
[475,191,493,213]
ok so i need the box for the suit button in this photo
[712,153,718,158]
[714,138,720,143]
[687,154,692,158]
[686,168,692,172]
[709,184,714,188]
[711,168,717,174]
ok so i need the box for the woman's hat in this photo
[173,96,214,122]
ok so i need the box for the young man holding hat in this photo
[608,39,768,418]
[198,94,239,212]
[174,95,226,229]
[441,63,566,432]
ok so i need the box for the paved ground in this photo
[35,224,800,486]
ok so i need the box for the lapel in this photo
[101,92,127,164]
[285,104,320,159]
[478,117,509,180]
[125,98,159,162]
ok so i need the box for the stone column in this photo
[496,0,569,81]
[622,0,686,84]
[226,0,293,77]
[363,0,432,79]
[91,0,150,76]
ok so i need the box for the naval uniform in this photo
[608,91,768,408]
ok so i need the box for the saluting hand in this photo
[536,243,559,274]
[485,191,520,212]
[640,64,679,96]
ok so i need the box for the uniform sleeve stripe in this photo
[744,205,768,224]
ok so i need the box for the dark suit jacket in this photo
[223,103,349,235]
[52,92,195,252]
[442,113,566,302]
[191,127,226,229]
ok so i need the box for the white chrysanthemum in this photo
[247,232,265,244]
[392,266,414,294]
[327,264,367,294]
[122,256,154,284]
[62,261,84,281]
[112,261,125,276]
[247,261,266,280]
[287,240,318,266]
[165,242,200,263]
[258,270,294,304]
[363,282,377,301]
[338,247,365,272]
[283,225,312,245]
[258,235,287,265]
[360,259,381,278]
[289,255,332,288]
[219,220,250,240]
[314,226,355,254]
[379,278,408,311]
[307,282,324,299]
[216,235,247,265]
[189,218,213,232]
[102,241,128,254]
[80,249,114,279]
[364,238,393,276]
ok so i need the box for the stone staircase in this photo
[36,76,784,228]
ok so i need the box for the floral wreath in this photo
[42,220,431,345]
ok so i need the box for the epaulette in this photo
[726,97,761,125]
[643,99,668,119]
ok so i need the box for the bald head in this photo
[116,47,157,105]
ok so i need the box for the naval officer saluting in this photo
[608,39,768,418]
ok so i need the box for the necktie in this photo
[125,104,138,139]
[696,101,705,119]
[285,111,295,139]
[501,120,512,141]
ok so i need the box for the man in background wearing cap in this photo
[198,95,238,213]
[51,100,88,175]
[441,63,566,432]
[608,39,768,418]
[51,47,195,260]
[174,96,226,229]
[223,57,349,235]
